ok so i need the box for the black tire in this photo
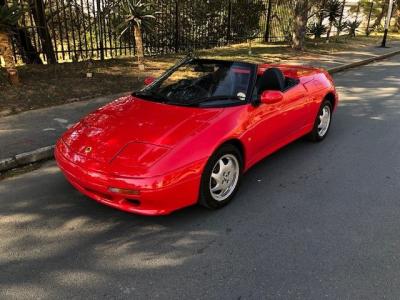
[307,99,333,142]
[199,144,243,210]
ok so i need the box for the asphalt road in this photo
[1,55,400,299]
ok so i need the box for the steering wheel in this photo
[181,85,209,101]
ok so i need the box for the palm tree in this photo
[346,19,361,37]
[0,2,21,84]
[324,0,343,41]
[112,0,158,70]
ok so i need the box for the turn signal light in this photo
[108,187,140,195]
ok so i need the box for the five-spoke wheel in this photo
[308,99,333,142]
[199,144,242,209]
[209,154,240,202]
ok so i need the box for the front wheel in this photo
[199,144,243,209]
[307,100,333,142]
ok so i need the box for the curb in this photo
[0,146,55,173]
[1,49,399,174]
[327,49,400,74]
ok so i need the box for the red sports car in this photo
[55,57,338,216]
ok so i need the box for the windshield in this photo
[135,59,255,107]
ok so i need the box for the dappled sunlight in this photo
[1,284,50,299]
[1,54,400,298]
[370,116,385,121]
[386,77,400,83]
[0,128,25,134]
[339,87,399,101]
[335,51,380,57]
[0,163,221,297]
[51,270,108,286]
[110,254,190,270]
[333,56,400,124]
[38,165,61,175]
[0,213,40,225]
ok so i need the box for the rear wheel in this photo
[199,144,242,209]
[308,100,332,142]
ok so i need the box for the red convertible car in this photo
[55,57,338,215]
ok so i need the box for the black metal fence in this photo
[11,0,294,64]
[9,0,382,64]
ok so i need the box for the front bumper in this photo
[55,142,204,216]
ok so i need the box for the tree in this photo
[355,0,387,31]
[396,0,400,32]
[13,27,42,64]
[28,0,56,64]
[292,0,309,50]
[346,19,361,37]
[112,0,158,70]
[308,22,327,38]
[316,0,327,37]
[0,1,21,84]
[324,0,343,41]
[0,0,41,64]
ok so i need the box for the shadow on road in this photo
[1,57,400,299]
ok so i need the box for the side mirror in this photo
[260,90,284,104]
[144,77,155,86]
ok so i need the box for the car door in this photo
[279,83,310,136]
[241,83,310,167]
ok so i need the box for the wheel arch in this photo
[216,138,246,167]
[324,92,336,110]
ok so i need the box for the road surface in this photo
[1,55,400,299]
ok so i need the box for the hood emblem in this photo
[84,146,92,154]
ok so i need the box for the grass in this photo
[1,33,399,117]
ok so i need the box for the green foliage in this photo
[346,19,362,36]
[308,22,327,38]
[230,0,265,39]
[272,1,295,43]
[352,0,384,17]
[334,20,348,34]
[323,0,343,23]
[111,0,159,38]
[0,3,22,32]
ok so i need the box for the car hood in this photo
[62,95,222,166]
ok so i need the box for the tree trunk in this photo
[0,30,19,84]
[337,0,346,36]
[29,0,57,64]
[1,0,41,64]
[133,24,145,69]
[13,27,43,64]
[292,0,309,50]
[0,31,15,68]
[316,0,327,38]
[326,22,332,41]
[372,3,387,29]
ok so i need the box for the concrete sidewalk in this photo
[1,40,399,169]
[0,93,128,161]
[285,40,400,69]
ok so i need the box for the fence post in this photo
[174,0,179,53]
[264,0,272,42]
[227,0,232,43]
[96,0,104,60]
[366,1,374,36]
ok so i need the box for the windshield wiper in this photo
[132,91,168,103]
